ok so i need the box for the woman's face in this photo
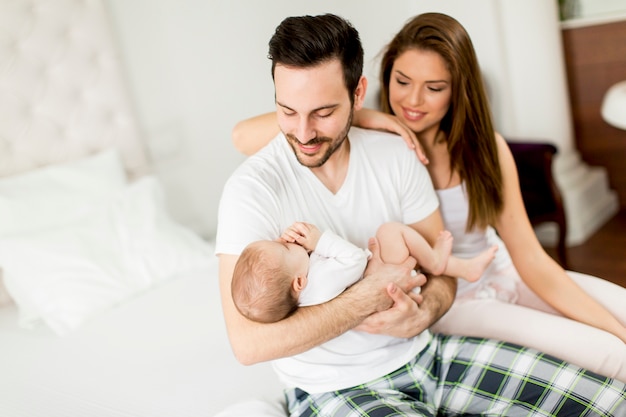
[388,49,452,139]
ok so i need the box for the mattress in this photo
[0,260,284,417]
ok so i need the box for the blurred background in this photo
[102,0,626,282]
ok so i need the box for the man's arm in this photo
[219,248,420,365]
[355,210,457,338]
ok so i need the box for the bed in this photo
[0,261,284,417]
[0,1,285,415]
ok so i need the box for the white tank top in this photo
[436,183,520,300]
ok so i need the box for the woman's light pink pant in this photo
[431,271,626,382]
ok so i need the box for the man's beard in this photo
[285,112,353,168]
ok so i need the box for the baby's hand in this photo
[280,222,321,251]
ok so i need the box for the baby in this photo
[232,221,497,323]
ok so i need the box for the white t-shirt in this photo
[216,127,439,393]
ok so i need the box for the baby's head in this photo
[232,239,309,323]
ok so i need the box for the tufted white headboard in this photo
[0,0,150,180]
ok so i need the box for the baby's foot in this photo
[462,245,498,282]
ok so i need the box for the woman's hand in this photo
[617,325,626,344]
[353,108,428,165]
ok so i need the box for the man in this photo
[216,13,625,416]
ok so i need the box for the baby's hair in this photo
[232,241,299,323]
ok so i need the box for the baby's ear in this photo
[292,275,308,292]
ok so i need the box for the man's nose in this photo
[295,118,316,144]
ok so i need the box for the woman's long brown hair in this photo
[379,13,503,231]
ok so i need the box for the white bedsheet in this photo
[0,259,285,417]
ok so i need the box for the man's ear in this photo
[353,75,368,111]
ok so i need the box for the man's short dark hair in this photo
[268,13,364,99]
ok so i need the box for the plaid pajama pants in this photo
[285,335,626,417]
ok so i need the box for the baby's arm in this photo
[280,222,322,251]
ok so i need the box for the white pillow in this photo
[0,149,126,316]
[0,149,127,236]
[0,176,214,335]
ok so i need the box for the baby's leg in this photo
[376,222,450,275]
[445,245,498,282]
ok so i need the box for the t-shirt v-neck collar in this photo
[302,140,355,201]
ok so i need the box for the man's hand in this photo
[356,237,456,339]
[355,281,432,337]
[350,237,421,312]
[362,236,421,293]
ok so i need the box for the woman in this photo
[231,12,626,381]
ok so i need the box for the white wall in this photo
[104,0,421,238]
[578,0,626,18]
[104,0,616,243]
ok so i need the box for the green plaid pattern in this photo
[286,335,626,416]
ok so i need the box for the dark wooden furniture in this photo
[507,141,568,268]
